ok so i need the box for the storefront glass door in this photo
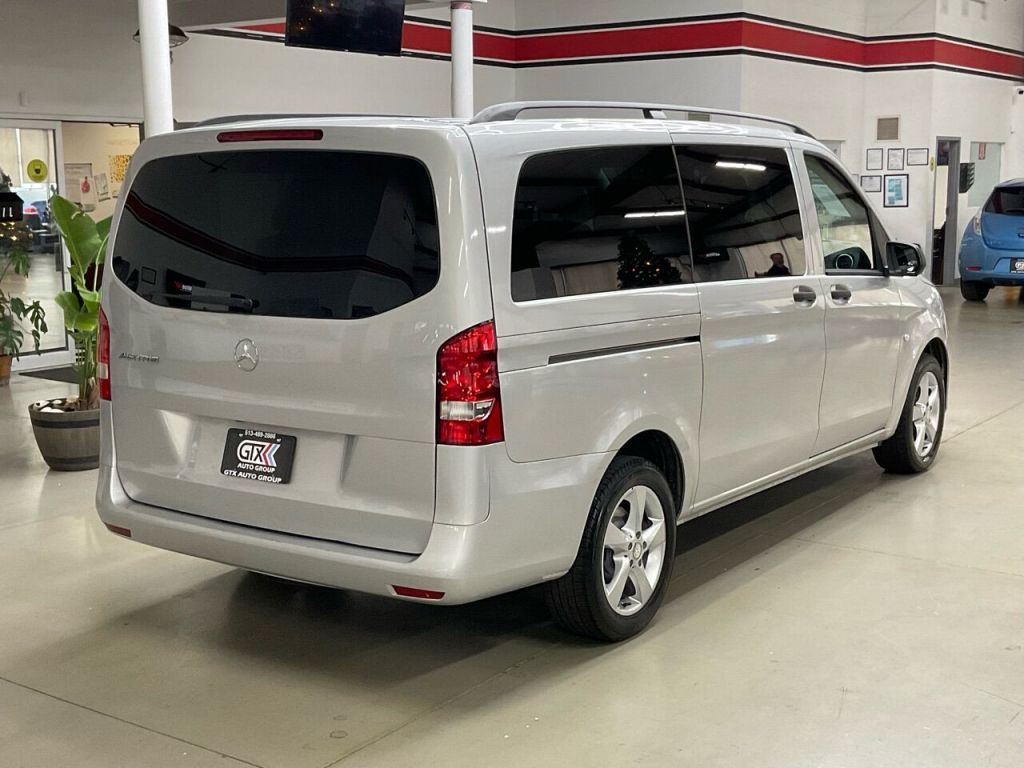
[0,120,71,369]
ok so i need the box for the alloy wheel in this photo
[602,485,668,616]
[911,371,941,458]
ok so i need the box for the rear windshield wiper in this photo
[144,291,257,312]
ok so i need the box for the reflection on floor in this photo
[1,287,1024,768]
[0,247,66,353]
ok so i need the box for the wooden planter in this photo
[28,398,100,471]
[0,355,11,387]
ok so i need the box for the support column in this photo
[137,0,174,136]
[450,0,486,119]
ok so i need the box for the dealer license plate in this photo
[220,428,296,485]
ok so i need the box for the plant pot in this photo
[0,354,11,387]
[28,398,100,471]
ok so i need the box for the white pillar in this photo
[137,0,175,136]
[451,1,486,119]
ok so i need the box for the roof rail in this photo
[470,101,814,138]
[190,113,429,128]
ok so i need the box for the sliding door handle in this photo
[793,285,817,305]
[830,285,853,303]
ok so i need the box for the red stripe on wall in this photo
[240,22,285,35]
[235,18,1024,79]
[742,22,864,66]
[515,21,744,61]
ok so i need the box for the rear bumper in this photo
[960,274,1024,286]
[95,408,606,605]
[959,245,1024,284]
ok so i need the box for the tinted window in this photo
[985,186,1024,216]
[805,155,880,272]
[676,145,805,281]
[511,146,691,302]
[112,151,439,320]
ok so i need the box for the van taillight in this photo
[98,307,111,401]
[437,320,504,446]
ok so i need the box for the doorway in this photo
[0,119,70,369]
[931,137,961,285]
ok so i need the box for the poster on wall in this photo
[860,175,882,193]
[95,173,110,202]
[907,148,930,166]
[866,148,884,171]
[108,154,132,197]
[884,174,909,208]
[63,162,97,211]
[887,148,906,171]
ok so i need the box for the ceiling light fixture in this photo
[132,24,190,61]
[716,161,767,172]
[624,210,687,219]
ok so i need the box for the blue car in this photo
[959,179,1024,301]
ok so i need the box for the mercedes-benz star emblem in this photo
[234,338,259,372]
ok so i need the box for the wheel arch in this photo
[923,337,949,390]
[615,430,686,517]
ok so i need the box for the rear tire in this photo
[873,354,945,474]
[545,456,676,642]
[960,281,989,301]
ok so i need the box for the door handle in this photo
[793,285,817,305]
[830,285,853,303]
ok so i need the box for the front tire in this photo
[546,456,676,642]
[873,354,945,474]
[960,281,989,301]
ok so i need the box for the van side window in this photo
[805,155,881,272]
[510,146,692,302]
[675,145,806,282]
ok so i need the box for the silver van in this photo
[97,102,948,641]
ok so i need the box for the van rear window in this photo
[111,150,439,319]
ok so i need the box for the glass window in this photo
[985,186,1024,216]
[805,155,880,272]
[112,150,439,320]
[675,145,805,281]
[510,146,691,302]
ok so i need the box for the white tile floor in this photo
[2,287,1024,768]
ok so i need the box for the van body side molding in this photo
[548,336,701,365]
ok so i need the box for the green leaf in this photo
[79,288,101,313]
[50,195,103,287]
[55,290,90,333]
[9,250,31,277]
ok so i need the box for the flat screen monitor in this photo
[285,0,407,56]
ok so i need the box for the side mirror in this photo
[887,241,924,277]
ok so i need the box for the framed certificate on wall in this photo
[860,175,882,193]
[884,174,909,208]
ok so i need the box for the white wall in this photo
[515,58,745,111]
[1009,86,1024,182]
[171,4,517,121]
[172,33,514,121]
[0,0,143,121]
[935,0,1024,50]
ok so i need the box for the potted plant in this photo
[28,195,110,471]
[0,221,48,385]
